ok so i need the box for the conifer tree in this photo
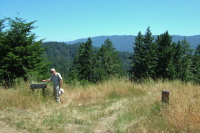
[72,38,94,82]
[129,31,145,80]
[96,39,122,81]
[171,41,182,79]
[0,18,49,86]
[193,44,200,83]
[143,27,157,78]
[178,38,194,81]
[129,27,157,80]
[155,31,175,79]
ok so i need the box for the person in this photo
[42,68,63,103]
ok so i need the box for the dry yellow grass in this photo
[164,81,200,132]
[0,78,199,132]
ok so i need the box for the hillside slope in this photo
[67,35,200,52]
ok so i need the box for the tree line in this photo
[42,41,131,83]
[130,27,200,83]
[0,18,200,87]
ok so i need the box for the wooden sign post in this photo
[161,90,169,105]
[30,83,47,95]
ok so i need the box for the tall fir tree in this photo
[155,31,175,79]
[143,27,157,78]
[179,38,194,82]
[129,27,157,80]
[129,31,145,80]
[95,39,122,81]
[0,18,49,87]
[72,38,94,82]
[193,44,200,83]
[171,41,182,79]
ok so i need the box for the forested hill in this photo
[67,35,200,52]
[42,42,131,79]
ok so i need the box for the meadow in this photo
[0,78,199,133]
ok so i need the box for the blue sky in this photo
[1,0,200,42]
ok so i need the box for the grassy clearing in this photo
[0,78,199,132]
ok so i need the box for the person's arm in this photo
[57,73,63,89]
[42,79,50,82]
[59,79,63,89]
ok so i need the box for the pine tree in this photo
[96,39,122,81]
[193,44,200,83]
[72,38,94,82]
[155,31,174,79]
[129,31,145,80]
[143,27,157,78]
[0,18,49,86]
[178,38,194,82]
[166,42,178,79]
[129,27,157,80]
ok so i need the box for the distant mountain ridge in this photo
[67,35,200,52]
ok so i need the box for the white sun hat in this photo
[59,88,64,95]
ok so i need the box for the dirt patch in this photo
[92,99,128,133]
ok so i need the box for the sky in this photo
[1,0,200,42]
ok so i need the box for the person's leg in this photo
[55,85,60,103]
[53,85,56,99]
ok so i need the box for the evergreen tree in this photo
[0,19,5,36]
[129,31,145,80]
[72,38,94,82]
[129,27,157,80]
[166,42,177,79]
[96,39,122,81]
[143,27,157,78]
[193,44,200,83]
[155,31,175,79]
[179,38,194,82]
[0,18,49,86]
[171,41,182,79]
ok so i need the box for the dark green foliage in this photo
[2,16,200,86]
[171,41,182,79]
[0,18,49,87]
[118,51,131,75]
[156,31,176,79]
[193,44,200,83]
[143,27,157,78]
[42,41,131,83]
[42,29,200,83]
[42,42,80,80]
[178,38,194,82]
[72,38,95,82]
[129,27,198,83]
[95,39,123,81]
[129,27,157,80]
[129,31,144,80]
[68,38,124,83]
